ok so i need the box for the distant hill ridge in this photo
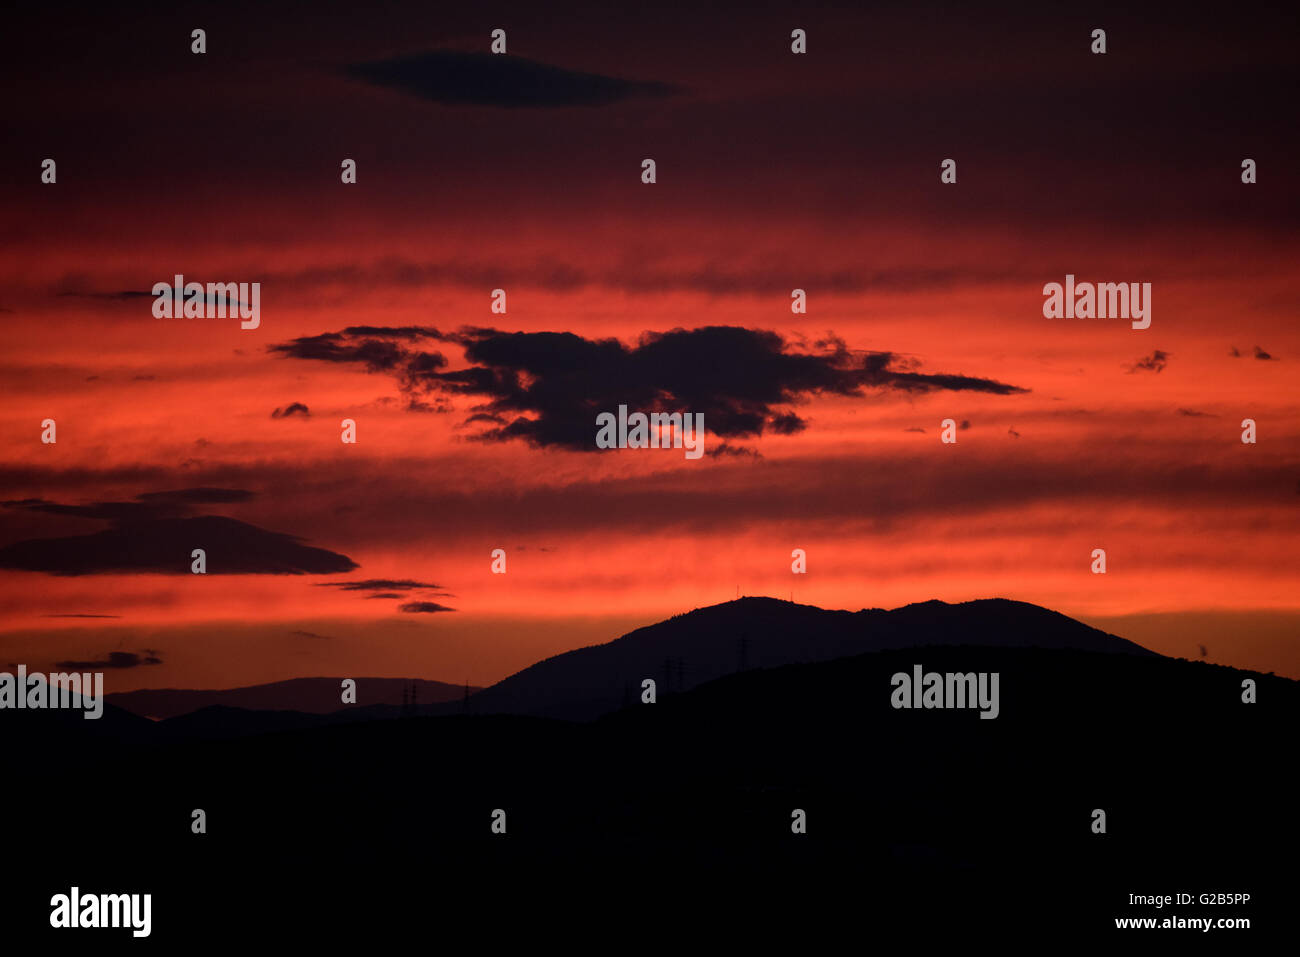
[107,676,474,719]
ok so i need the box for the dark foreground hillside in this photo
[4,644,1292,946]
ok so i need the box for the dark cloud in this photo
[6,487,252,523]
[903,427,926,433]
[0,515,356,576]
[397,601,456,614]
[20,499,155,522]
[405,397,453,413]
[291,630,337,640]
[1007,428,1020,438]
[270,329,449,386]
[60,287,249,309]
[1128,350,1170,373]
[346,50,678,108]
[317,578,446,592]
[337,325,445,340]
[54,651,162,669]
[959,420,971,431]
[271,402,311,419]
[0,494,356,576]
[59,290,154,301]
[272,325,1027,451]
[1178,408,1216,417]
[767,412,806,435]
[42,613,120,619]
[1230,346,1278,360]
[708,443,761,459]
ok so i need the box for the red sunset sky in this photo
[2,1,1297,690]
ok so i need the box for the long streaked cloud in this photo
[317,578,448,592]
[4,436,1295,549]
[53,650,162,669]
[271,402,311,419]
[0,491,356,576]
[345,50,679,108]
[398,601,456,614]
[42,613,121,619]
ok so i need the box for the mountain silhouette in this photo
[5,637,1291,946]
[460,596,1156,720]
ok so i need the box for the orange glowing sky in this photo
[2,2,1297,689]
